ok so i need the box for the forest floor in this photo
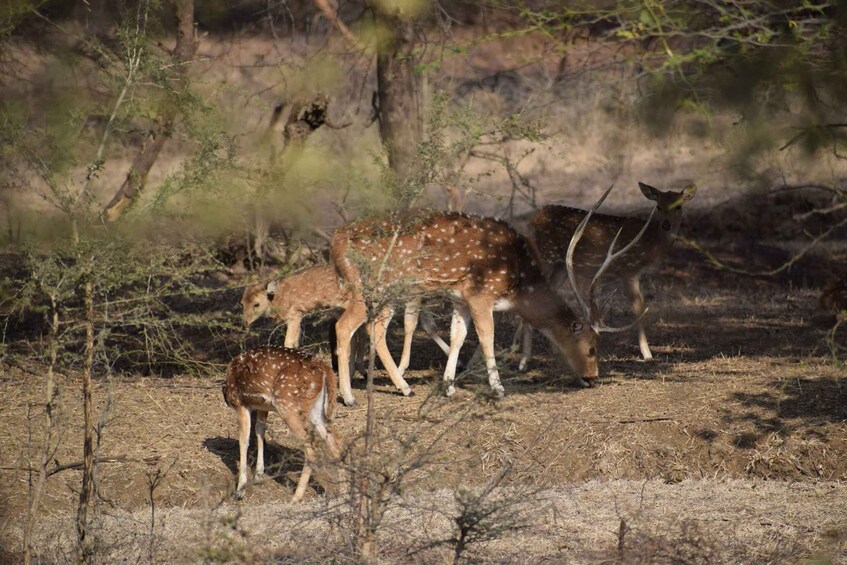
[2,235,846,562]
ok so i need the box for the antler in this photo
[566,185,657,333]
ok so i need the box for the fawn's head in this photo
[639,182,697,234]
[241,281,278,326]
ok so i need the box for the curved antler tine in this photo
[566,184,615,319]
[598,306,650,333]
[590,206,658,332]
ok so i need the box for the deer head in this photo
[241,280,278,326]
[639,182,697,235]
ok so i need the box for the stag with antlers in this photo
[528,182,697,361]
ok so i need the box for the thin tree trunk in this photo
[103,0,196,222]
[355,318,378,562]
[76,281,95,562]
[23,304,59,565]
[372,4,422,181]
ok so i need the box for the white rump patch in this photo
[309,382,328,428]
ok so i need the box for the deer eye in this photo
[253,302,261,308]
[570,321,583,333]
[588,347,596,357]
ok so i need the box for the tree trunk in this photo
[372,4,422,180]
[76,281,95,563]
[103,0,196,223]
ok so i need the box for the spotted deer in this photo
[529,182,697,361]
[222,346,343,501]
[241,264,450,380]
[329,208,652,404]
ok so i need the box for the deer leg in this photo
[418,311,451,356]
[625,276,652,361]
[443,304,471,396]
[234,406,252,499]
[372,306,413,397]
[254,410,268,479]
[280,412,317,503]
[284,314,303,349]
[335,300,367,406]
[468,296,505,398]
[468,296,506,398]
[352,329,368,378]
[397,296,421,376]
[312,416,344,496]
[515,318,533,372]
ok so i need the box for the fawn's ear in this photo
[265,280,278,301]
[638,182,661,202]
[669,183,698,210]
[680,183,697,203]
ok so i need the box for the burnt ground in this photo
[1,235,846,562]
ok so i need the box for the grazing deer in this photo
[529,182,697,361]
[330,205,651,404]
[222,346,343,502]
[241,264,450,380]
[241,264,348,349]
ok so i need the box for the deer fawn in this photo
[241,264,451,382]
[330,207,652,403]
[529,182,697,361]
[241,264,367,376]
[222,346,343,502]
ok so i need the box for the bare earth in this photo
[1,242,846,562]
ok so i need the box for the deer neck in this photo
[512,282,580,330]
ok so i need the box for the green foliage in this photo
[517,1,846,159]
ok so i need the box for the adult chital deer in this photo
[241,264,450,380]
[222,346,342,501]
[529,182,697,361]
[330,208,652,403]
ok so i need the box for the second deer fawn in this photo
[241,264,368,377]
[222,346,343,502]
[530,181,697,360]
[242,264,451,388]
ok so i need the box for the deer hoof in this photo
[444,384,456,397]
[343,397,358,407]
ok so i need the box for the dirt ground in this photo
[2,240,846,562]
[2,25,847,563]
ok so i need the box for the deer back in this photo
[331,211,548,302]
[223,347,335,420]
[532,183,696,283]
[241,264,347,326]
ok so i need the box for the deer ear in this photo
[680,183,697,203]
[638,182,661,202]
[265,280,278,300]
[668,183,697,210]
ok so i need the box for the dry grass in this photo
[1,244,846,560]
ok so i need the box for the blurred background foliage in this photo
[0,0,844,375]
